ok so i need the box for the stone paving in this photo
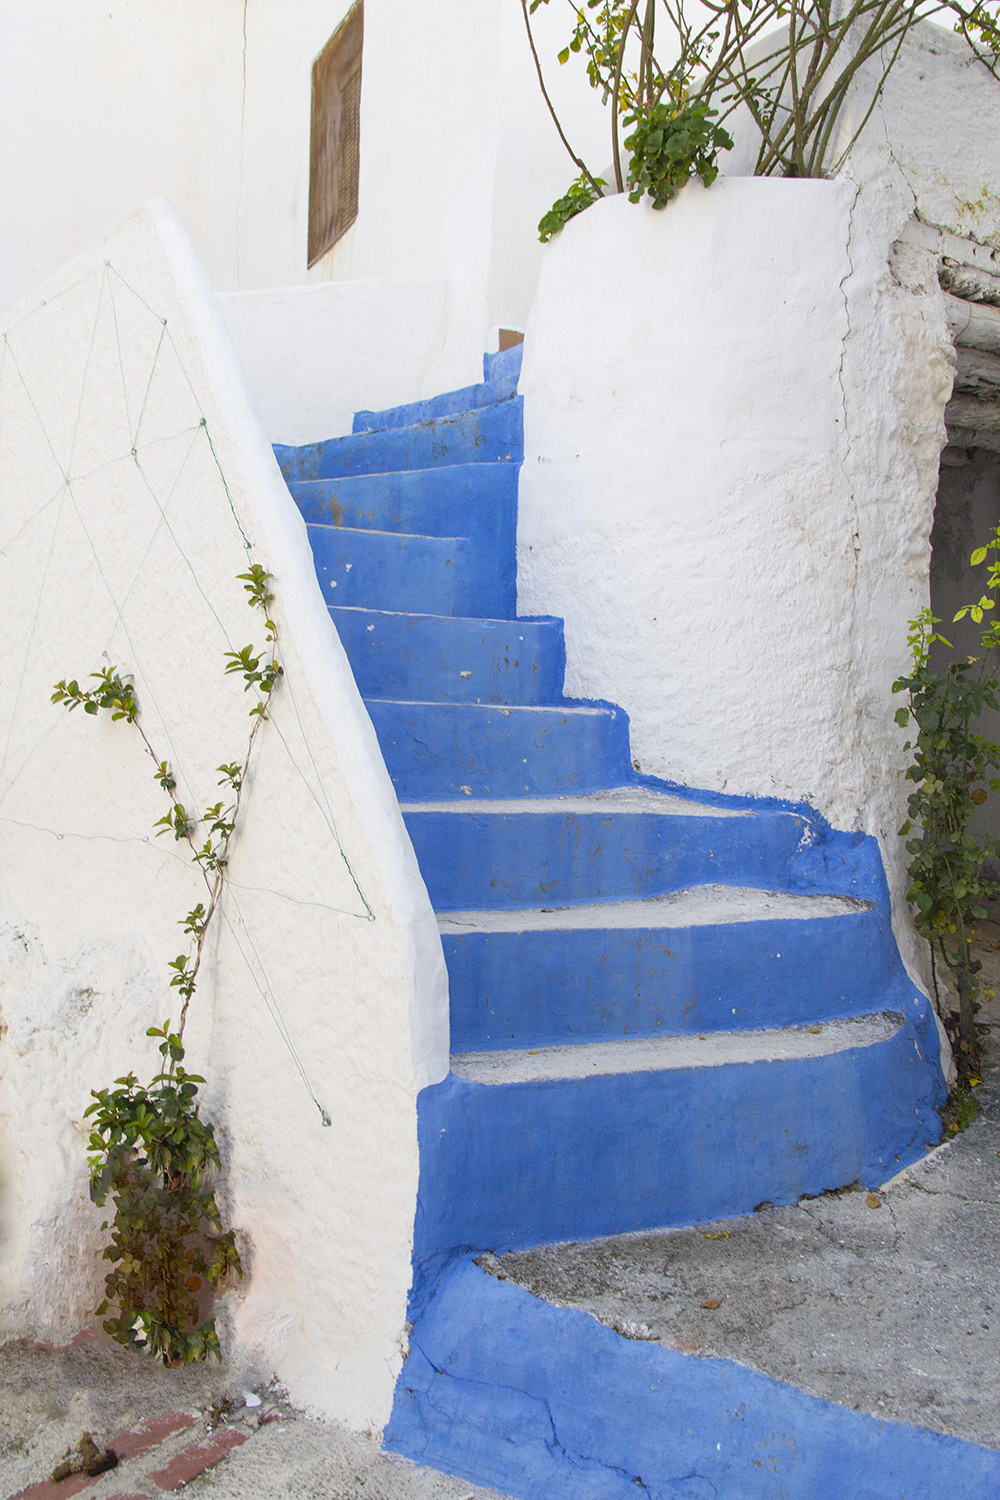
[0,1328,508,1500]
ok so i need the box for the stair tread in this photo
[401,787,756,818]
[366,697,614,715]
[438,885,871,932]
[307,523,468,542]
[452,1010,902,1083]
[332,605,559,626]
[289,460,516,487]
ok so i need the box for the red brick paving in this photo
[6,1409,252,1500]
[6,1412,200,1500]
[112,1412,197,1463]
[146,1428,248,1491]
[8,1473,97,1500]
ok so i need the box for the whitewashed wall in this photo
[518,178,954,984]
[217,280,450,445]
[0,0,606,402]
[0,2,245,311]
[842,21,1000,245]
[0,200,448,1429]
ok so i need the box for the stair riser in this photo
[353,380,519,432]
[275,400,523,481]
[289,464,518,549]
[308,525,514,618]
[405,808,808,910]
[414,996,942,1258]
[366,701,631,800]
[445,912,896,1050]
[332,610,566,704]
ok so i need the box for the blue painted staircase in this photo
[275,346,945,1272]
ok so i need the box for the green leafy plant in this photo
[624,100,733,208]
[893,534,1000,1068]
[85,1025,241,1365]
[538,174,608,240]
[53,562,282,1363]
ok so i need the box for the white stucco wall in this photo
[518,177,954,982]
[0,1,245,312]
[845,22,1000,245]
[0,200,448,1429]
[0,0,607,414]
[316,0,608,383]
[217,280,451,444]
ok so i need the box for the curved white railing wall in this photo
[0,200,448,1429]
[518,177,954,983]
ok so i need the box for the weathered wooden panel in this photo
[308,3,363,267]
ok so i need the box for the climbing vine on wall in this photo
[893,535,1000,1074]
[52,564,281,1364]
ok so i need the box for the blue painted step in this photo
[307,524,471,616]
[365,700,631,800]
[276,400,523,483]
[308,523,514,618]
[331,609,566,704]
[288,463,517,550]
[400,788,811,910]
[354,345,523,433]
[415,994,940,1258]
[439,889,898,1050]
[288,350,944,1291]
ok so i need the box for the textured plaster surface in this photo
[518,175,953,994]
[0,201,448,1429]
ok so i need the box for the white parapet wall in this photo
[0,200,448,1429]
[518,176,954,982]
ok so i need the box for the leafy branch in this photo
[524,0,1000,240]
[893,534,1000,1070]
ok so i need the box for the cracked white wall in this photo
[517,177,954,991]
[0,200,449,1430]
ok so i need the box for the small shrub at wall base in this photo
[86,1026,241,1365]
